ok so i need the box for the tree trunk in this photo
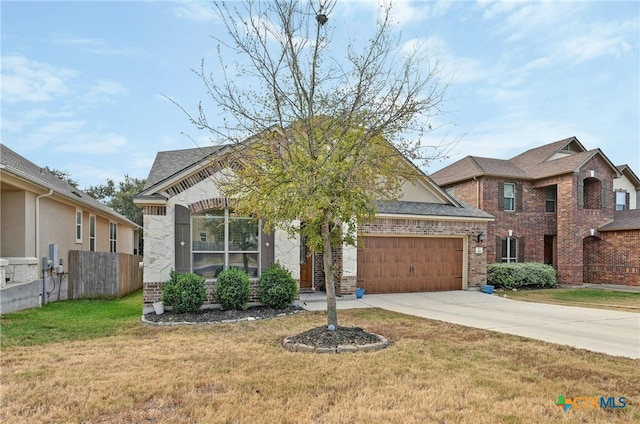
[321,218,338,328]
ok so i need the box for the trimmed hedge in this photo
[215,268,252,310]
[259,263,299,309]
[487,262,557,290]
[162,271,207,314]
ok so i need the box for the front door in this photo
[299,235,313,290]
[544,235,555,266]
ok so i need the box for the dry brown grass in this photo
[2,309,638,423]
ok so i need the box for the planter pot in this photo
[356,288,365,299]
[480,285,494,294]
[153,301,165,315]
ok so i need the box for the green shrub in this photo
[162,271,207,314]
[487,262,557,290]
[215,268,252,310]
[259,264,299,309]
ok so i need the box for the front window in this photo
[545,186,557,213]
[75,210,83,243]
[615,191,627,211]
[89,215,96,251]
[501,237,517,263]
[109,222,117,253]
[503,183,515,211]
[192,210,259,278]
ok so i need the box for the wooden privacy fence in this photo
[68,251,143,299]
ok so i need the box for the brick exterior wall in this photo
[312,246,358,295]
[442,156,620,286]
[584,230,640,286]
[360,217,488,288]
[144,279,263,309]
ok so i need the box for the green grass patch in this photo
[501,288,640,311]
[0,290,142,349]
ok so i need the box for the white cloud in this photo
[173,1,217,22]
[558,20,636,64]
[0,55,75,103]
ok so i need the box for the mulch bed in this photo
[143,305,384,349]
[143,305,303,324]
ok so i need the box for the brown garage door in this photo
[357,236,463,293]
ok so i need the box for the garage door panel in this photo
[357,236,463,293]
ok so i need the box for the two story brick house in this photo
[431,137,640,286]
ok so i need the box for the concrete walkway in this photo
[298,290,640,359]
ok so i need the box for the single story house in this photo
[134,143,493,313]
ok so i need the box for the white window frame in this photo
[75,209,83,243]
[501,237,517,263]
[503,183,515,211]
[89,215,96,252]
[615,191,627,211]
[109,222,117,253]
[191,209,260,279]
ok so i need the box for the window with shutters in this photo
[501,237,517,262]
[192,209,259,278]
[615,191,628,211]
[503,183,515,211]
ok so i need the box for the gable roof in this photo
[617,165,640,189]
[0,144,140,228]
[136,144,493,221]
[143,145,227,190]
[431,136,622,186]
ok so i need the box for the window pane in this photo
[228,253,258,277]
[501,238,508,259]
[193,253,224,278]
[192,212,225,251]
[509,237,517,259]
[229,216,258,251]
[504,183,514,197]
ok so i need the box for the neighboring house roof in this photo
[0,144,140,228]
[431,136,622,185]
[617,165,640,190]
[598,209,640,231]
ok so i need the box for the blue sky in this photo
[2,0,639,189]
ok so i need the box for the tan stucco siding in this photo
[614,175,638,210]
[399,179,447,203]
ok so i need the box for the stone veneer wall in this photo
[360,217,489,289]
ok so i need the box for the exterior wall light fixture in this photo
[476,232,485,243]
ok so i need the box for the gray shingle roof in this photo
[0,144,140,228]
[598,209,640,231]
[144,145,227,190]
[376,200,493,220]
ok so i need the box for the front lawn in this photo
[1,296,638,423]
[499,288,640,312]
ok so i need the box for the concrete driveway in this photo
[299,291,640,359]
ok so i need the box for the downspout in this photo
[36,189,53,306]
